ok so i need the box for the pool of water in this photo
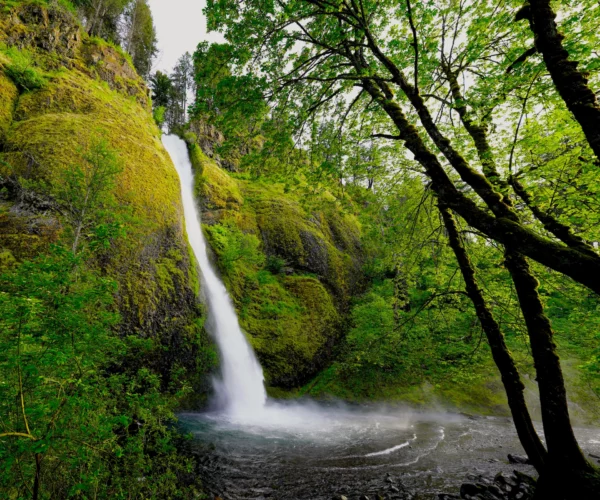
[179,402,600,499]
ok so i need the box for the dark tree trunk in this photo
[503,252,591,470]
[33,453,41,500]
[525,0,600,161]
[440,206,547,471]
[354,55,598,492]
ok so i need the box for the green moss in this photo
[189,144,242,212]
[87,36,134,69]
[240,275,340,386]
[0,72,17,140]
[3,70,178,228]
[0,202,61,259]
[155,249,186,295]
[0,246,16,270]
[1,47,47,92]
[250,195,363,305]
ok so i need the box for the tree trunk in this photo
[525,0,600,161]
[503,251,591,470]
[441,61,597,484]
[356,60,597,491]
[33,453,41,500]
[440,206,547,471]
[126,0,139,60]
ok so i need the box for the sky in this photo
[148,0,223,73]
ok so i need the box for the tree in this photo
[0,248,121,499]
[171,52,194,123]
[121,0,157,78]
[74,0,130,42]
[191,42,293,174]
[150,71,173,108]
[206,0,600,494]
[55,136,122,255]
[439,205,548,471]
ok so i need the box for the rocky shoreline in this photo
[331,466,537,500]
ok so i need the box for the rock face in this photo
[0,2,213,400]
[188,142,366,387]
[1,3,81,58]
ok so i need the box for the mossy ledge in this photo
[0,1,215,403]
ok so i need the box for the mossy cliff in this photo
[0,1,214,397]
[188,143,365,388]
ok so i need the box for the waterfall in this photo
[162,135,267,417]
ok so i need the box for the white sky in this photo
[148,0,223,73]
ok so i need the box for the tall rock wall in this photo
[0,1,214,398]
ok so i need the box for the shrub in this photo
[183,131,198,144]
[265,255,286,274]
[3,49,46,92]
[153,105,166,129]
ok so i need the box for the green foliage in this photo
[265,255,285,274]
[55,135,123,255]
[0,136,206,498]
[150,71,172,108]
[0,245,203,498]
[122,0,157,78]
[1,48,46,92]
[205,221,264,274]
[153,105,166,128]
[190,42,298,176]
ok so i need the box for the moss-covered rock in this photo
[0,1,82,59]
[189,144,242,223]
[0,2,213,400]
[0,72,17,141]
[192,144,366,387]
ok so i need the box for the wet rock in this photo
[451,470,536,500]
[507,454,531,465]
[359,496,371,500]
[513,470,535,484]
[460,483,488,497]
[494,472,518,490]
[438,495,461,500]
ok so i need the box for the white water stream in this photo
[162,135,267,417]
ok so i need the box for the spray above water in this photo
[162,135,267,417]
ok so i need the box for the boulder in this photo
[507,454,531,465]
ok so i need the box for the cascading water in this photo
[162,134,267,417]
